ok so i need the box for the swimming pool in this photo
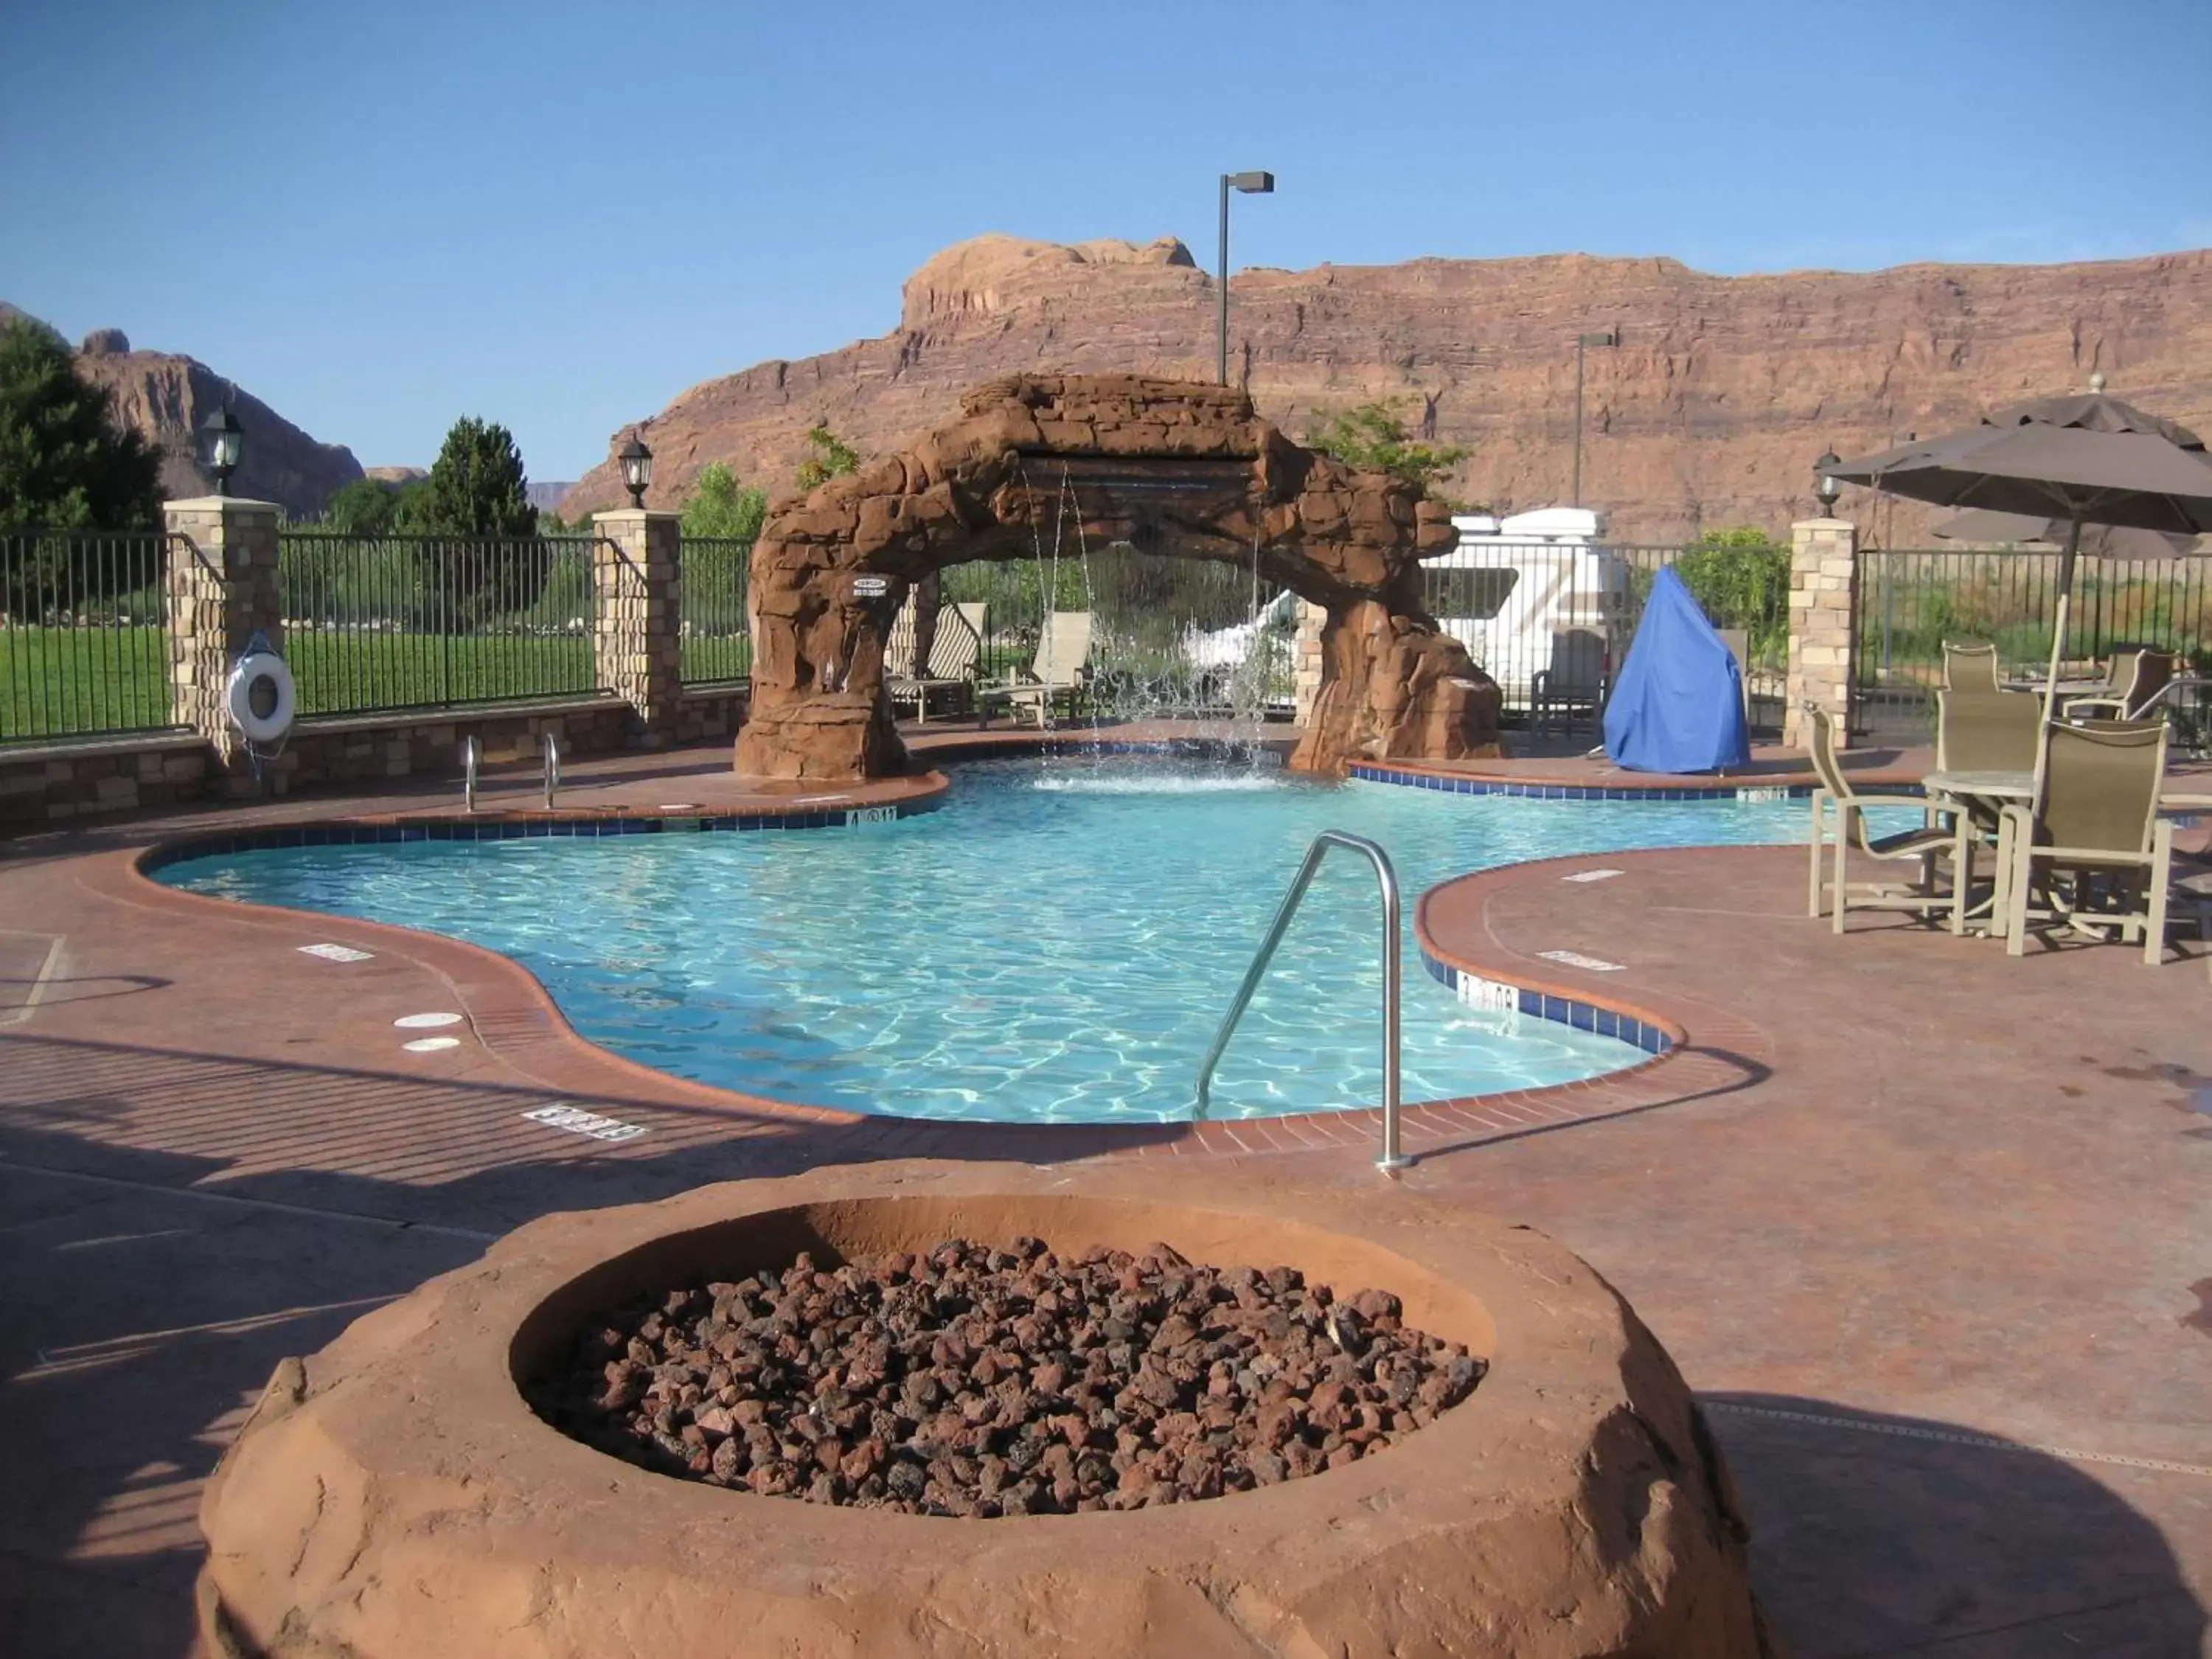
[156,754,1816,1124]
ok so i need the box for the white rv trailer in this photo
[1424,508,1630,711]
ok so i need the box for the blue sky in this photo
[3,0,2207,481]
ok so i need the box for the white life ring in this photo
[226,650,296,744]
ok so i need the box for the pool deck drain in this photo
[2,730,2211,1655]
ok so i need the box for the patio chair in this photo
[1802,702,1966,934]
[1530,629,1608,739]
[977,611,1093,728]
[888,600,986,723]
[1935,687,2039,775]
[2062,647,2174,723]
[2001,718,2174,964]
[1942,640,2002,695]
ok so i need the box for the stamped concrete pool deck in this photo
[2,727,2209,1656]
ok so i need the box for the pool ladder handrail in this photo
[542,731,560,810]
[462,736,481,813]
[1195,828,1407,1172]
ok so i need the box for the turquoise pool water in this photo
[158,754,1817,1124]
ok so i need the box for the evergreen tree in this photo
[0,318,164,611]
[417,416,538,538]
[414,416,543,620]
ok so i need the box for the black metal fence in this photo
[678,535,751,685]
[1854,548,2212,742]
[1,529,179,743]
[276,532,603,715]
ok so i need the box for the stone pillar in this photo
[164,495,282,777]
[1784,515,1857,750]
[1291,598,1326,728]
[591,509,684,743]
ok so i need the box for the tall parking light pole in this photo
[1572,330,1617,507]
[1218,171,1275,385]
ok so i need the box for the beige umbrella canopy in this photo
[1931,507,2201,560]
[1822,384,2212,704]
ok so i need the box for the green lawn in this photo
[1,627,757,744]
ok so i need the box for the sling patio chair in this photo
[1803,701,1969,935]
[1935,686,2041,776]
[1530,628,1609,739]
[888,600,986,723]
[2061,647,2174,724]
[1942,639,2003,695]
[977,611,1093,729]
[2001,717,2177,964]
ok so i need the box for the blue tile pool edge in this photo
[135,792,948,878]
[1346,761,1817,803]
[1416,945,1676,1058]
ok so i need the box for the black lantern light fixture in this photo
[201,406,243,496]
[1815,451,1842,516]
[619,435,653,509]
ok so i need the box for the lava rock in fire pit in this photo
[524,1237,1486,1517]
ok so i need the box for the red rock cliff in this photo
[564,234,2212,543]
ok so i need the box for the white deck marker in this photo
[401,1036,462,1053]
[393,1012,464,1029]
[1537,949,1626,973]
[299,943,374,963]
[523,1103,648,1143]
[1559,869,1624,883]
[1735,786,1789,803]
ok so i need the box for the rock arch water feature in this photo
[734,375,1507,779]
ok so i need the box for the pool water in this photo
[159,754,1816,1124]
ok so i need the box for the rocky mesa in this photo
[563,234,2212,543]
[3,304,364,518]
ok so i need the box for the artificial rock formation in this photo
[195,1162,1782,1659]
[731,373,1500,780]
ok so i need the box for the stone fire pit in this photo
[195,1163,1776,1658]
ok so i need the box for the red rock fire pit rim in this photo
[195,1164,1774,1659]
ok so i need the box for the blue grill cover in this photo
[1601,567,1750,773]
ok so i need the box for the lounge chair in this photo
[2062,647,2174,723]
[1942,640,2001,695]
[1530,629,1608,739]
[2001,718,2175,963]
[1803,702,1966,934]
[888,600,985,723]
[977,611,1093,728]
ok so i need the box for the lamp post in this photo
[201,407,243,497]
[1815,451,1842,518]
[1217,170,1275,386]
[1571,330,1616,507]
[619,436,653,509]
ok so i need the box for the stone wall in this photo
[0,689,746,830]
[736,372,1504,780]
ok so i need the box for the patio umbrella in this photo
[1822,386,2212,706]
[1930,507,2200,560]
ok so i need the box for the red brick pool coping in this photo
[86,738,1754,1166]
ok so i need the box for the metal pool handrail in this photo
[1195,829,1408,1172]
[543,731,560,810]
[462,736,481,813]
